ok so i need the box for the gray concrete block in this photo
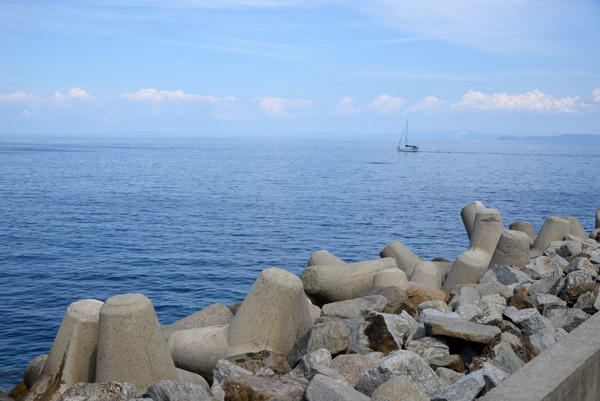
[489,230,530,268]
[380,241,423,277]
[461,201,486,240]
[530,216,570,258]
[308,250,346,266]
[96,294,179,394]
[509,220,536,246]
[373,268,409,290]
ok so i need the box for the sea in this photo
[1,135,599,391]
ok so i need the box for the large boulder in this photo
[321,295,387,319]
[305,374,370,401]
[348,312,413,355]
[328,353,383,388]
[287,321,350,367]
[57,382,136,401]
[142,380,211,401]
[223,374,308,401]
[356,350,443,397]
[423,315,501,344]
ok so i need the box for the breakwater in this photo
[5,202,600,400]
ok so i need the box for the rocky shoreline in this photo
[5,202,600,401]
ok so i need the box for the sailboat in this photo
[397,120,419,152]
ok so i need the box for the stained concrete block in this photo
[96,293,179,393]
[509,221,536,246]
[488,230,531,268]
[461,201,486,240]
[380,241,423,277]
[302,258,398,303]
[23,354,47,390]
[410,261,442,290]
[470,209,505,257]
[596,208,600,230]
[530,216,570,258]
[308,250,346,266]
[373,268,409,290]
[24,299,103,401]
[227,267,313,357]
[442,251,489,293]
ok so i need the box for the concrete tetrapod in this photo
[443,208,504,293]
[227,267,314,357]
[488,230,531,269]
[96,293,179,394]
[410,261,442,290]
[168,325,230,377]
[24,299,103,401]
[308,250,346,267]
[562,216,588,240]
[461,201,486,240]
[596,208,600,229]
[508,221,536,246]
[530,216,570,258]
[380,242,423,277]
[302,258,398,304]
[373,268,409,290]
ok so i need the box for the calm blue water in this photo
[1,135,599,391]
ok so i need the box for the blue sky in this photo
[1,0,599,136]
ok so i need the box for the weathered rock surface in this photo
[226,350,291,375]
[142,380,211,401]
[223,374,308,401]
[321,295,387,319]
[305,374,370,401]
[288,320,350,366]
[479,265,532,286]
[405,336,449,361]
[57,382,137,401]
[431,370,485,401]
[423,315,501,343]
[544,307,590,332]
[356,350,443,397]
[328,352,383,387]
[348,312,412,355]
[370,376,430,401]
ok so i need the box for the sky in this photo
[1,0,599,137]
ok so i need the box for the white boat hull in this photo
[397,146,419,152]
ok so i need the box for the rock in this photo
[308,250,345,266]
[436,367,466,386]
[479,265,532,286]
[531,293,566,312]
[57,382,136,401]
[321,295,387,319]
[506,290,537,310]
[522,256,563,280]
[226,350,291,375]
[528,275,562,296]
[417,299,451,314]
[566,257,598,278]
[223,374,308,401]
[380,241,424,277]
[289,349,348,383]
[479,361,510,395]
[25,299,104,401]
[563,281,598,305]
[503,306,554,336]
[530,216,570,258]
[591,228,600,242]
[563,215,589,239]
[360,286,409,314]
[370,376,430,401]
[405,337,449,362]
[410,261,442,289]
[455,294,506,325]
[176,368,210,392]
[431,370,485,401]
[418,308,462,322]
[428,354,465,373]
[356,350,443,397]
[328,352,383,387]
[528,327,566,354]
[23,354,47,390]
[162,303,233,341]
[488,230,530,268]
[373,268,409,290]
[348,312,412,355]
[544,308,590,332]
[478,332,530,374]
[287,321,350,367]
[450,282,512,300]
[227,267,314,357]
[423,315,501,344]
[508,221,536,245]
[403,285,447,316]
[544,240,583,259]
[573,287,599,313]
[212,359,252,387]
[302,258,398,303]
[305,374,370,401]
[142,380,211,401]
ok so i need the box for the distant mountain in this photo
[497,134,600,143]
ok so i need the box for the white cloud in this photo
[407,96,448,112]
[593,87,600,102]
[0,88,94,103]
[120,88,219,102]
[369,94,404,114]
[254,96,312,117]
[335,96,361,115]
[452,89,580,113]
